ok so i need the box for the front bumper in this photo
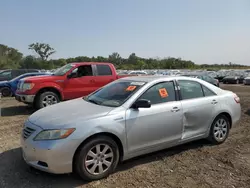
[21,120,80,174]
[15,94,35,104]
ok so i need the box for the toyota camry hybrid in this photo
[21,76,241,181]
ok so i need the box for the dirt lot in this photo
[0,84,250,188]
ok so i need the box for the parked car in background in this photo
[0,69,40,81]
[243,75,250,85]
[181,72,219,87]
[128,70,148,75]
[222,72,246,84]
[21,76,241,181]
[15,62,135,109]
[0,72,51,97]
[214,72,227,82]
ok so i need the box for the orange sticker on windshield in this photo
[159,88,168,98]
[126,85,137,91]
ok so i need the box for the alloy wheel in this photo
[84,144,114,175]
[213,118,228,141]
[42,95,58,107]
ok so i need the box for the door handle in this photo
[211,100,218,104]
[171,107,180,112]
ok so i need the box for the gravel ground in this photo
[0,84,250,188]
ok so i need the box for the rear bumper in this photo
[15,94,35,104]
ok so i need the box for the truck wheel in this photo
[36,91,60,109]
[74,136,119,181]
[0,87,12,97]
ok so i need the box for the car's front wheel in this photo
[74,136,119,181]
[208,115,230,144]
[0,87,12,97]
[35,91,60,109]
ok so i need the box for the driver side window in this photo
[71,65,93,78]
[138,81,176,105]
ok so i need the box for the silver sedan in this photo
[21,76,241,181]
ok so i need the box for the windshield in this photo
[84,80,146,107]
[53,64,75,76]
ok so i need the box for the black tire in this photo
[208,115,230,145]
[0,87,12,97]
[35,91,60,109]
[74,136,119,181]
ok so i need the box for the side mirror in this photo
[132,99,151,109]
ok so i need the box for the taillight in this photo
[234,94,240,103]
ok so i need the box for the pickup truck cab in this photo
[15,62,132,109]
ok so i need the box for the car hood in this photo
[28,98,114,129]
[0,80,9,86]
[23,75,64,83]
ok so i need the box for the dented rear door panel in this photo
[180,97,218,140]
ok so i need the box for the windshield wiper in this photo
[86,99,100,105]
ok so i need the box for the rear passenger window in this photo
[96,65,112,75]
[138,81,176,105]
[202,85,216,97]
[178,80,204,100]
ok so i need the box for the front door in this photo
[125,81,183,153]
[63,65,96,99]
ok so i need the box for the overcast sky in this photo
[1,0,250,65]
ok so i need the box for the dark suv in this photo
[0,69,40,81]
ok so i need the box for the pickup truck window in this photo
[71,65,93,77]
[53,64,74,76]
[96,64,112,76]
[84,80,146,107]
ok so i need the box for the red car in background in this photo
[15,62,134,109]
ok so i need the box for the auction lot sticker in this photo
[159,88,168,98]
[126,86,137,91]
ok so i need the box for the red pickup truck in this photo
[15,62,133,109]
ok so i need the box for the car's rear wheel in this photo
[74,136,119,181]
[0,87,12,97]
[35,91,60,109]
[208,115,230,144]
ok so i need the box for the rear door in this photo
[63,64,96,99]
[176,80,219,140]
[92,64,116,90]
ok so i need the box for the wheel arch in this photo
[34,87,62,102]
[72,132,124,171]
[212,112,232,129]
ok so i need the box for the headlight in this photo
[34,128,75,141]
[22,83,35,91]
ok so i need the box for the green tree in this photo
[108,52,122,66]
[28,43,56,60]
[19,55,41,69]
[0,44,23,69]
